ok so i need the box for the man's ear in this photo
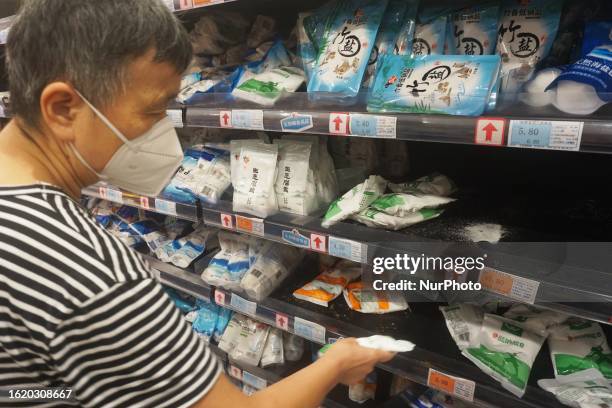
[39,82,85,143]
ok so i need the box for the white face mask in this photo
[72,90,184,197]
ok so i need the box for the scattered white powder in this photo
[464,223,506,243]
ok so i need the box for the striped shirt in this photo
[0,184,221,407]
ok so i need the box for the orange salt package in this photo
[293,260,361,307]
[343,281,409,314]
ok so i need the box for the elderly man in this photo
[0,1,393,407]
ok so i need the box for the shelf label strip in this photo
[154,198,177,217]
[293,316,326,344]
[478,267,540,304]
[242,371,267,390]
[428,368,475,402]
[328,236,366,263]
[349,114,397,138]
[230,294,257,316]
[236,215,265,237]
[508,120,583,151]
[231,110,264,130]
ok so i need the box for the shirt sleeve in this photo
[49,279,222,408]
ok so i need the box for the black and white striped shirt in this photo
[0,184,221,407]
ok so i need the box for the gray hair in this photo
[6,0,192,127]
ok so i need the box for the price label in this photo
[508,120,583,151]
[154,199,177,217]
[230,294,257,316]
[479,267,540,304]
[98,186,108,200]
[166,109,183,128]
[106,189,123,203]
[220,213,234,229]
[236,216,265,237]
[328,236,366,263]
[349,114,397,138]
[428,369,475,402]
[293,317,326,344]
[139,196,150,209]
[232,110,264,130]
[242,371,267,390]
[275,313,289,331]
[214,290,226,306]
[228,365,242,381]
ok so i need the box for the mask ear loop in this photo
[73,89,135,150]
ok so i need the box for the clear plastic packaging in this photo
[446,3,500,56]
[343,281,409,314]
[293,260,362,307]
[218,314,247,354]
[440,304,484,351]
[170,226,218,268]
[283,332,305,362]
[233,67,306,106]
[389,173,456,196]
[194,148,231,205]
[538,369,612,408]
[503,303,569,337]
[274,140,319,216]
[352,207,444,231]
[230,317,270,366]
[201,232,250,291]
[260,328,284,368]
[394,0,420,56]
[412,14,447,56]
[369,193,455,217]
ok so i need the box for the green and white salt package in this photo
[232,67,305,106]
[538,369,612,408]
[369,193,455,217]
[497,0,563,94]
[503,303,569,337]
[307,0,389,101]
[548,319,612,380]
[446,3,500,56]
[389,173,456,196]
[322,175,387,228]
[274,140,319,216]
[464,314,546,397]
[232,142,279,218]
[440,304,484,351]
[352,208,443,231]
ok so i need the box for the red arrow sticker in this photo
[310,233,327,253]
[329,113,349,135]
[220,213,234,229]
[220,110,232,128]
[475,118,506,146]
[275,313,289,331]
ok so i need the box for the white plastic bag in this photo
[293,260,361,307]
[322,175,387,228]
[503,303,569,337]
[343,281,409,314]
[538,369,612,408]
[369,193,455,217]
[274,140,319,216]
[260,328,284,368]
[233,142,279,218]
[230,317,270,367]
[233,67,305,106]
[218,314,247,354]
[283,333,304,362]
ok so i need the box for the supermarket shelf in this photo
[182,93,612,154]
[82,183,200,222]
[89,181,612,323]
[155,258,566,408]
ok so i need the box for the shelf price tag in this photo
[106,188,123,203]
[328,236,366,263]
[232,110,264,130]
[508,120,583,151]
[236,215,265,237]
[293,317,326,344]
[242,371,267,390]
[166,109,183,128]
[230,294,257,316]
[428,369,475,402]
[154,198,177,217]
[349,114,397,138]
[479,267,540,304]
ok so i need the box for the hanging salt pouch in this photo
[411,14,448,57]
[395,0,420,56]
[307,0,389,102]
[496,0,563,95]
[362,0,409,88]
[546,46,612,115]
[446,2,500,55]
[368,54,501,116]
